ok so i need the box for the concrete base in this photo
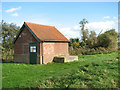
[53,55,78,63]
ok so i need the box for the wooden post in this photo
[40,56,42,64]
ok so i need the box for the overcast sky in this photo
[2,2,118,39]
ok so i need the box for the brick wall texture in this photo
[43,42,69,64]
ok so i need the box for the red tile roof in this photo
[25,22,69,42]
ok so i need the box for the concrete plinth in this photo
[53,55,78,63]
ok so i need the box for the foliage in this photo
[69,38,80,48]
[69,29,118,55]
[69,47,117,55]
[87,30,97,48]
[2,53,119,88]
[97,29,118,49]
[1,20,20,61]
[79,19,97,48]
[79,41,86,48]
[79,18,88,43]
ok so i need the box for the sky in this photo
[2,2,118,39]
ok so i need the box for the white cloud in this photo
[11,13,18,16]
[113,16,117,19]
[8,21,14,24]
[5,6,21,13]
[104,16,110,19]
[59,27,80,39]
[73,25,80,30]
[85,21,117,34]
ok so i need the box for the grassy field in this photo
[2,52,119,88]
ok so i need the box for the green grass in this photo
[2,52,119,88]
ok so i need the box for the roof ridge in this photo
[25,22,55,28]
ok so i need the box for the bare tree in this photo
[79,18,88,43]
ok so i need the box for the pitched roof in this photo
[25,22,69,42]
[14,22,69,43]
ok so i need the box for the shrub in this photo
[97,47,106,51]
[69,47,117,55]
[75,48,82,55]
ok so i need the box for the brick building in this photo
[14,22,69,64]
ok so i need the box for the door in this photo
[29,42,37,64]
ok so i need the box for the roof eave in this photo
[43,40,70,43]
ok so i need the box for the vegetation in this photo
[0,20,20,61]
[69,19,118,55]
[97,29,118,49]
[2,52,119,88]
[79,18,88,43]
[69,47,117,55]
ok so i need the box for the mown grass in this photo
[2,52,119,88]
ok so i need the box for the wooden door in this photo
[29,42,37,64]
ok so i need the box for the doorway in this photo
[29,42,37,64]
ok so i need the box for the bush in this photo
[97,47,106,51]
[75,48,82,55]
[69,47,117,55]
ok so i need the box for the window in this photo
[30,46,36,52]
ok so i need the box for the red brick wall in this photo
[43,42,69,64]
[14,26,40,64]
[54,42,69,56]
[42,43,54,64]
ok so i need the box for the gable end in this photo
[13,22,41,44]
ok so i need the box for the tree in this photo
[1,20,20,60]
[97,33,111,48]
[79,18,89,43]
[86,30,97,48]
[97,29,118,49]
[69,38,80,49]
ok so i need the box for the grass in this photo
[2,52,119,88]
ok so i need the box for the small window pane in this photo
[33,48,36,52]
[30,46,36,52]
